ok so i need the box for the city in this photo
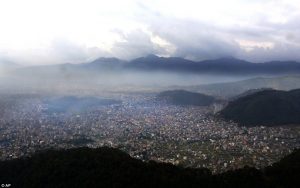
[1,93,299,173]
[1,0,300,187]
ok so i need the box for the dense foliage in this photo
[0,147,299,188]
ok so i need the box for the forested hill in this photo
[157,90,216,106]
[0,147,299,188]
[219,89,300,126]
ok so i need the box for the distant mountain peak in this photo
[219,55,236,60]
[92,57,122,63]
[130,54,162,64]
[145,54,160,59]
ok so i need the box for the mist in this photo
[0,66,251,96]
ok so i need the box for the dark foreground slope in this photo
[157,90,216,106]
[0,147,299,188]
[219,89,300,126]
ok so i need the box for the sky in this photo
[0,0,300,65]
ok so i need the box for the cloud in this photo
[1,0,300,64]
[0,39,111,65]
[130,0,300,62]
[147,18,241,60]
[110,29,173,59]
[237,42,300,62]
[47,39,109,63]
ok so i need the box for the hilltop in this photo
[157,90,216,106]
[219,89,300,126]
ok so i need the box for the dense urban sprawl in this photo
[0,94,299,173]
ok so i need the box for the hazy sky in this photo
[0,0,300,65]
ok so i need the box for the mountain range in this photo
[13,55,300,76]
[92,55,300,75]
